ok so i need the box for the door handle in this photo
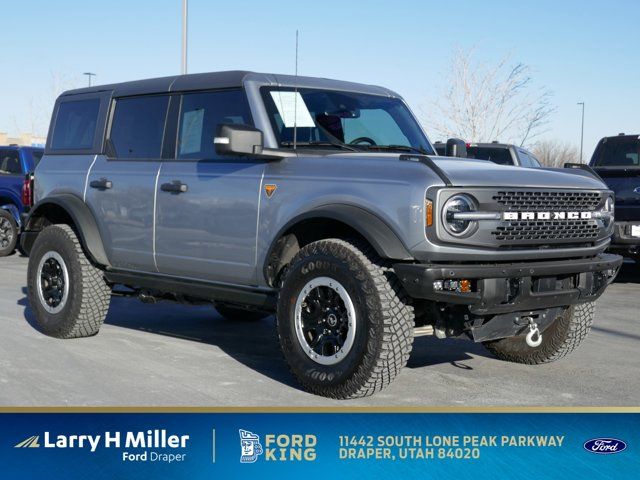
[161,181,188,194]
[89,178,112,190]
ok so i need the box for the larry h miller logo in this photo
[239,430,263,463]
[583,438,627,455]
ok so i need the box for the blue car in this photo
[0,145,43,256]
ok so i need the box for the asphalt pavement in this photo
[0,254,638,407]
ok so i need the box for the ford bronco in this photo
[21,71,622,398]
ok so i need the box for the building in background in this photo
[0,132,46,147]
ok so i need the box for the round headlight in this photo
[602,196,615,227]
[442,194,477,237]
[604,196,615,214]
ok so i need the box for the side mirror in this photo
[446,138,467,158]
[214,124,265,157]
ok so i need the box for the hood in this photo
[433,157,608,190]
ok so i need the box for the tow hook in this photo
[523,317,542,348]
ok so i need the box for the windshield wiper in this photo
[362,145,428,155]
[281,141,358,152]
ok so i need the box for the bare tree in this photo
[532,139,580,168]
[424,47,555,147]
[11,70,80,138]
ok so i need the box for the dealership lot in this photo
[0,254,638,407]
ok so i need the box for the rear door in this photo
[85,94,169,272]
[154,89,264,285]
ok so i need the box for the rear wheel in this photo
[277,238,414,399]
[27,224,111,338]
[214,302,270,322]
[0,209,18,257]
[483,302,595,364]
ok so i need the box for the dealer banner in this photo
[0,409,637,479]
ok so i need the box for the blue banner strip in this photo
[1,412,638,479]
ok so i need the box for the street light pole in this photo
[181,0,188,74]
[577,102,585,163]
[83,72,96,87]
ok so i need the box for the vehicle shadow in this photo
[18,288,493,389]
[408,335,492,370]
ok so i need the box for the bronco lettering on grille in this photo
[502,211,593,221]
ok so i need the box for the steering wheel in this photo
[349,137,377,146]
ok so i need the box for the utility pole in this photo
[577,102,585,162]
[83,72,96,87]
[181,0,188,74]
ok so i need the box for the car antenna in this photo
[293,29,299,151]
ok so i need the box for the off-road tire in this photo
[27,224,111,338]
[214,302,270,322]
[482,302,596,364]
[277,238,414,399]
[0,209,18,257]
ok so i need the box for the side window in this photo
[109,95,170,159]
[177,90,251,159]
[0,150,21,175]
[50,98,100,150]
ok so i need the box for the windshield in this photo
[592,137,640,167]
[261,87,434,154]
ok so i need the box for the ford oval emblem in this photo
[634,187,640,195]
[583,438,627,454]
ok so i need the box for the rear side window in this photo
[109,95,170,159]
[177,90,251,159]
[467,147,514,165]
[0,150,21,175]
[51,99,100,150]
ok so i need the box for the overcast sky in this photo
[2,0,638,158]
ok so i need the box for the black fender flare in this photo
[263,204,413,284]
[21,194,110,267]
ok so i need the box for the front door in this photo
[85,94,169,272]
[154,89,264,285]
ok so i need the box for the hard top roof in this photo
[60,71,398,98]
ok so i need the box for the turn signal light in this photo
[425,199,433,227]
[433,279,473,293]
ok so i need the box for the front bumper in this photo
[610,221,640,255]
[394,253,623,315]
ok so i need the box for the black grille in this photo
[492,220,599,242]
[493,191,602,211]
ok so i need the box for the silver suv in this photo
[21,71,622,398]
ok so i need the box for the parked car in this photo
[589,133,640,262]
[434,141,542,167]
[0,145,42,256]
[21,71,621,398]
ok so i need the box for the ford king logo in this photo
[503,211,593,221]
[583,438,627,454]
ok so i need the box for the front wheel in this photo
[0,209,18,257]
[277,239,414,399]
[483,302,596,364]
[27,224,111,338]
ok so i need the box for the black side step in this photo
[103,270,277,311]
